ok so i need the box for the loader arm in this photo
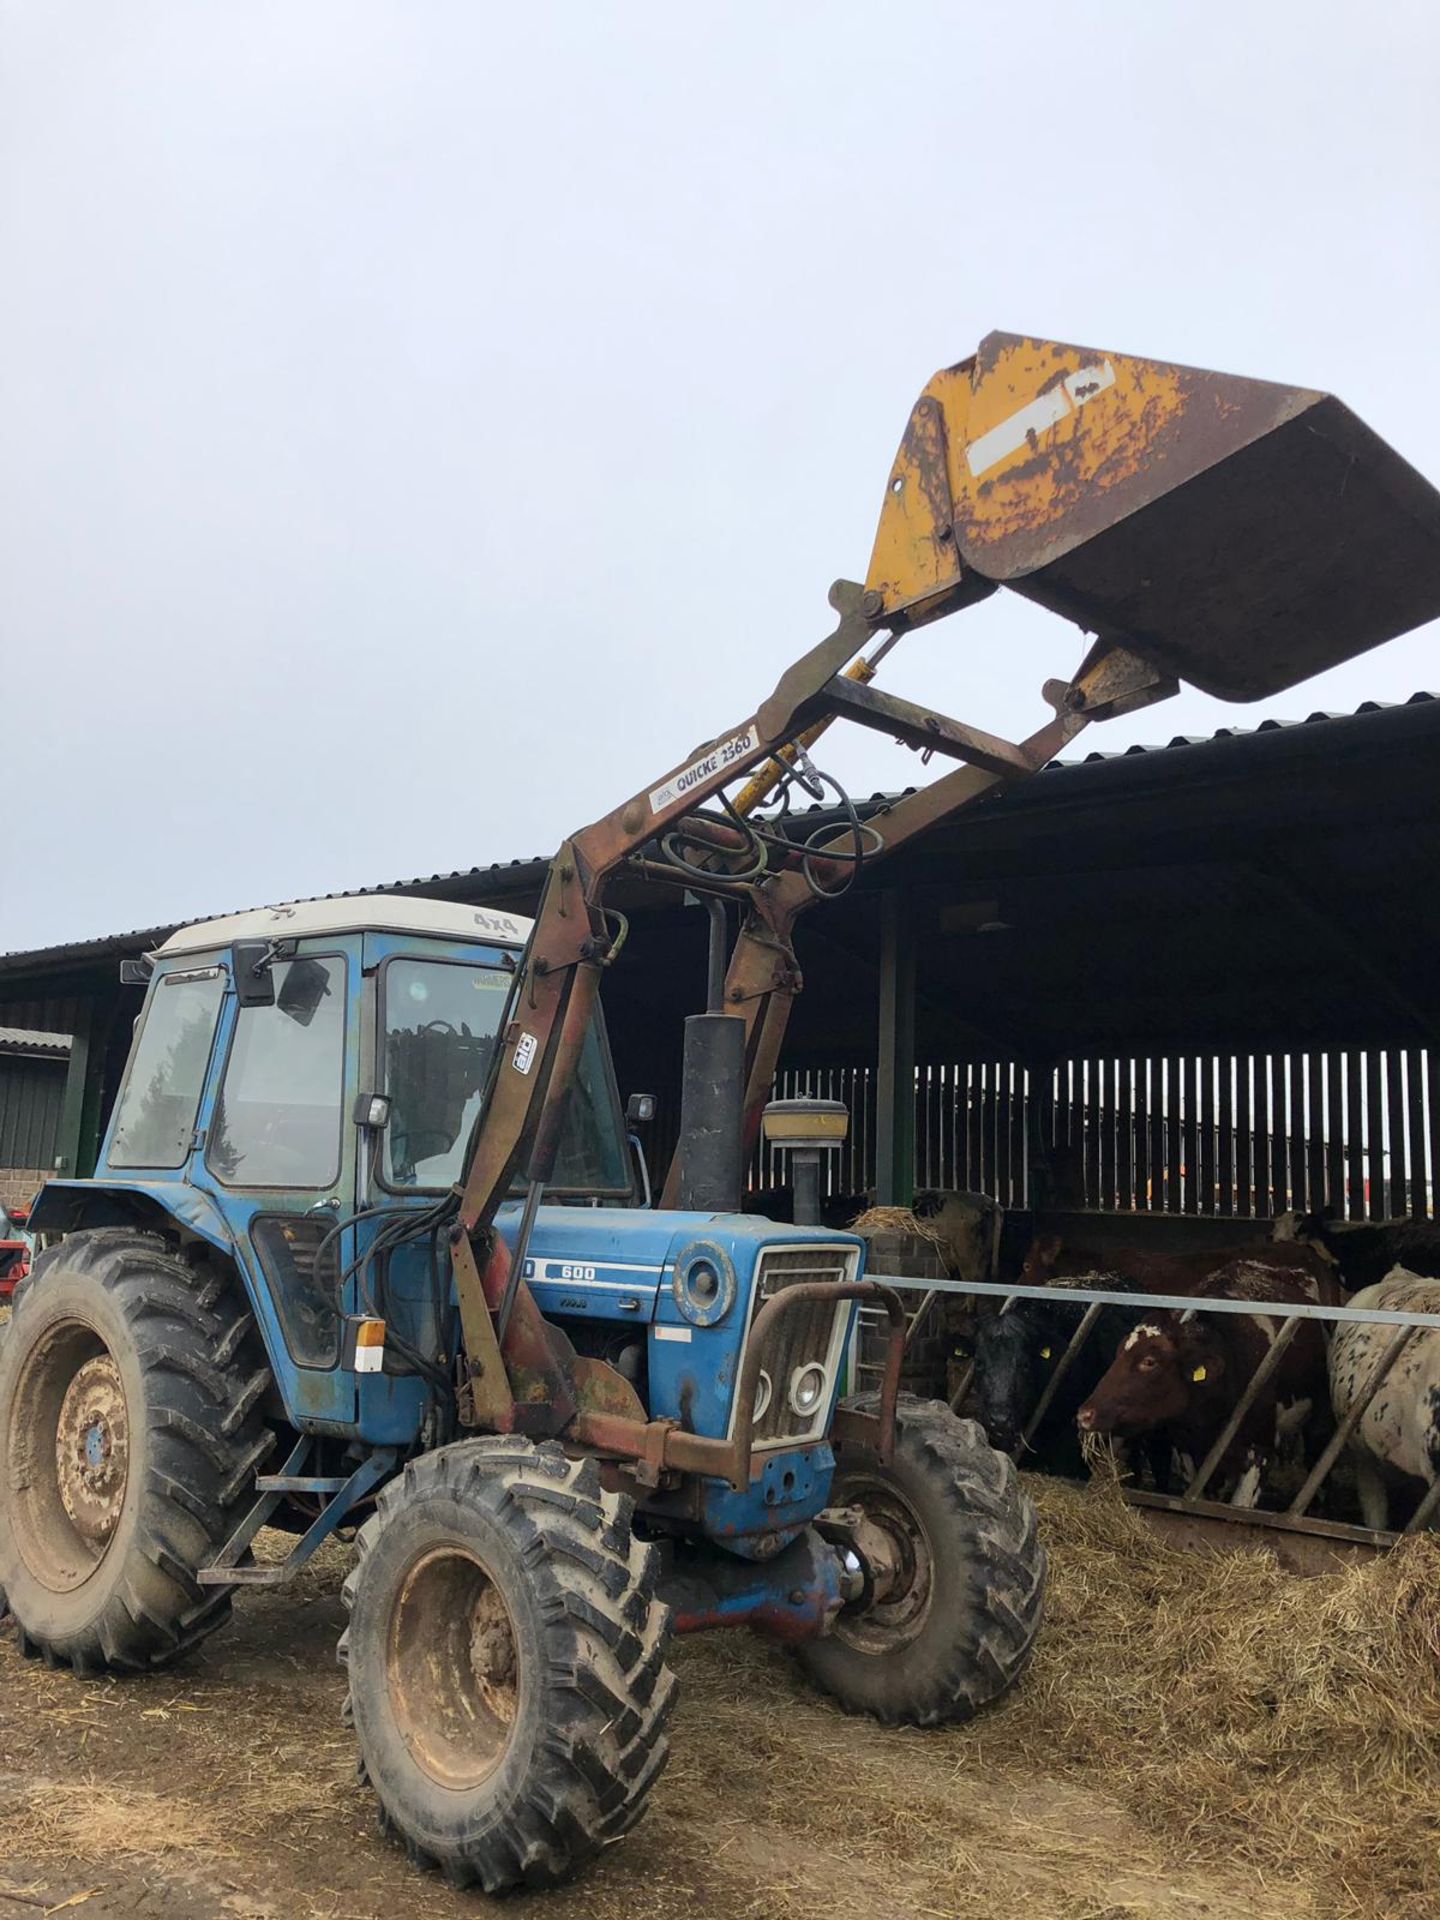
[655,631,1179,1204]
[452,329,1440,1427]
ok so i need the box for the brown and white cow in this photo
[1328,1267,1440,1530]
[1076,1259,1333,1505]
[1023,1231,1341,1301]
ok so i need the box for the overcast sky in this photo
[2,2,1436,954]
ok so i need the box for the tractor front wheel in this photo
[340,1437,677,1893]
[798,1393,1045,1725]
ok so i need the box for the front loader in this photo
[4,333,1438,1893]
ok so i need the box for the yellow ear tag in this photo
[1040,1347,1052,1360]
[1191,1364,1208,1383]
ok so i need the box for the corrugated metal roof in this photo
[0,1026,71,1057]
[2,691,1434,977]
[1067,689,1438,764]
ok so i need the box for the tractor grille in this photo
[739,1244,855,1448]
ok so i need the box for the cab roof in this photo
[155,896,534,957]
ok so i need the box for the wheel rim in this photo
[56,1355,129,1546]
[386,1545,520,1790]
[832,1473,934,1655]
[6,1318,127,1592]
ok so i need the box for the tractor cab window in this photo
[109,967,226,1169]
[381,956,630,1195]
[209,955,347,1188]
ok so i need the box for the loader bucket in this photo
[865,332,1440,700]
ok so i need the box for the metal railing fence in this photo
[855,1273,1440,1548]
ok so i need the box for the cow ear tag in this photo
[1040,1347,1052,1360]
[1191,1364,1208,1382]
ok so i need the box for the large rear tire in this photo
[797,1393,1045,1725]
[0,1227,273,1673]
[340,1437,677,1894]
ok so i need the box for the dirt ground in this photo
[8,1473,1435,1920]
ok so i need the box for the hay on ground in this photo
[2,1484,1438,1919]
[669,1466,1440,1919]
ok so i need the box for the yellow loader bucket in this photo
[865,332,1440,700]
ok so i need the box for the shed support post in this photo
[53,1000,94,1178]
[875,889,916,1206]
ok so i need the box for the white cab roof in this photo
[157,896,534,957]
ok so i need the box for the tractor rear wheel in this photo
[798,1393,1045,1725]
[340,1437,677,1893]
[0,1227,274,1672]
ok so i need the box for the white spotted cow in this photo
[1329,1267,1440,1531]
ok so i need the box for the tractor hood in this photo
[495,1203,864,1327]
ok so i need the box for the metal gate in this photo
[858,1273,1440,1550]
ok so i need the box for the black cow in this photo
[1275,1211,1440,1293]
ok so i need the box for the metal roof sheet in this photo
[0,1026,71,1057]
[2,691,1434,978]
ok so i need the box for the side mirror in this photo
[232,940,276,1008]
[118,956,153,987]
[626,1092,657,1127]
[276,955,332,1028]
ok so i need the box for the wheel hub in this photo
[56,1355,129,1545]
[826,1480,933,1654]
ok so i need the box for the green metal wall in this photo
[0,1051,67,1170]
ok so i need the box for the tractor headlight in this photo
[752,1370,773,1424]
[672,1241,738,1327]
[788,1361,829,1420]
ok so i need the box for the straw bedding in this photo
[0,1467,1437,1918]
[662,1470,1440,1920]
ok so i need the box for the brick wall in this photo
[0,1167,48,1213]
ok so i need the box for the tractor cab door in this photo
[349,933,519,1385]
[352,932,637,1440]
[189,936,363,1429]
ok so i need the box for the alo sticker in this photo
[513,1031,538,1075]
[648,726,758,815]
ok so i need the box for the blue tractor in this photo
[5,333,1438,1892]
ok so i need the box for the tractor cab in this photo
[31,896,639,1438]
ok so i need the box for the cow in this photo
[977,1240,1337,1479]
[974,1273,1183,1480]
[1275,1210,1440,1294]
[1022,1230,1342,1301]
[911,1188,1003,1284]
[1076,1259,1333,1506]
[1328,1267,1440,1531]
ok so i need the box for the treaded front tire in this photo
[340,1437,677,1894]
[0,1226,274,1673]
[797,1392,1045,1726]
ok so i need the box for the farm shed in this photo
[1,691,1436,1236]
[0,1024,71,1211]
